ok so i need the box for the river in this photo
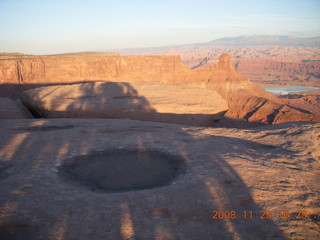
[263,86,320,94]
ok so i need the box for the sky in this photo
[0,0,320,54]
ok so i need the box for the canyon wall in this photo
[0,52,259,87]
[235,59,320,86]
[0,53,194,85]
[236,59,320,76]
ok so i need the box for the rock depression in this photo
[59,149,186,192]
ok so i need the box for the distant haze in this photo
[114,35,320,55]
[0,0,320,54]
[206,35,320,47]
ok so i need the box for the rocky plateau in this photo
[0,52,319,126]
[0,49,319,240]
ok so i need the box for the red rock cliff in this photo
[0,53,193,84]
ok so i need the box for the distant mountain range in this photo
[116,35,320,55]
[204,35,320,47]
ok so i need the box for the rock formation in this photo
[21,82,227,126]
[235,58,320,86]
[1,52,319,126]
[1,51,320,240]
[279,94,320,114]
[0,52,192,84]
[203,54,320,125]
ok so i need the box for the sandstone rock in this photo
[2,52,319,126]
[162,45,320,87]
[0,118,319,239]
[0,52,269,88]
[224,95,320,124]
[206,54,320,125]
[235,58,320,87]
[279,94,320,114]
[0,53,192,84]
[20,82,228,126]
[0,98,32,119]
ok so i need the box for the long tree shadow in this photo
[0,82,297,239]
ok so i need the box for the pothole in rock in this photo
[58,150,186,192]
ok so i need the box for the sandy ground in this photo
[0,119,319,240]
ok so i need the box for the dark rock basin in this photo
[58,150,186,192]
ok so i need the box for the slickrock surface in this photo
[0,118,319,239]
[20,82,228,126]
[0,98,32,119]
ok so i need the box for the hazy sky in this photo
[1,0,319,54]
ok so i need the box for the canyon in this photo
[120,45,320,87]
[0,51,319,126]
[0,40,320,239]
[118,38,319,85]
